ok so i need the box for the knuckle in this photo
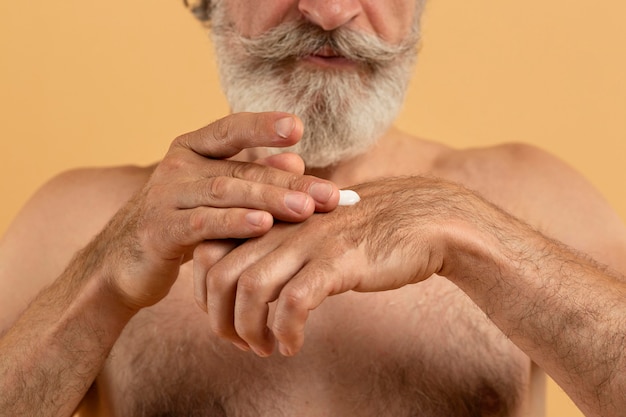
[188,210,209,234]
[220,212,249,236]
[285,173,312,193]
[206,269,230,293]
[170,134,189,150]
[284,172,304,188]
[194,243,227,268]
[206,176,230,201]
[280,286,307,312]
[193,243,214,264]
[237,272,264,295]
[230,161,262,181]
[158,153,188,175]
[233,160,300,191]
[188,209,248,239]
[213,116,234,142]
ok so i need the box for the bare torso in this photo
[95,270,531,417]
[14,128,619,417]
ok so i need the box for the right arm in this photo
[0,112,339,417]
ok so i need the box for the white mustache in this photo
[237,20,419,67]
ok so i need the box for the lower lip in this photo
[301,55,358,69]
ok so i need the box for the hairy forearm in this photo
[0,244,136,417]
[445,205,626,417]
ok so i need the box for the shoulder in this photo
[435,143,626,271]
[436,142,604,216]
[436,142,568,189]
[0,165,153,329]
[18,165,152,243]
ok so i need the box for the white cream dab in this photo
[338,190,361,206]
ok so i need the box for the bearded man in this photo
[1,1,625,416]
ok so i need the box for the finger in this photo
[272,261,341,356]
[204,237,279,349]
[221,161,340,212]
[174,112,304,159]
[254,152,306,175]
[172,176,316,222]
[161,208,273,251]
[157,155,339,212]
[233,246,307,356]
[225,167,341,213]
[193,240,238,312]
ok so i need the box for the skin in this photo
[199,173,626,415]
[226,0,416,41]
[1,1,625,416]
[0,112,341,416]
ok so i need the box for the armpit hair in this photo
[183,0,213,21]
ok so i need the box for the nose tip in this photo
[298,0,362,31]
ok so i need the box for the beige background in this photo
[2,0,625,415]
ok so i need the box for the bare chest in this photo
[97,266,533,417]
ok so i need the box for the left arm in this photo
[195,176,626,417]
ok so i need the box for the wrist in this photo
[77,217,171,312]
[63,242,141,327]
[436,198,518,295]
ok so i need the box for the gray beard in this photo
[209,9,419,168]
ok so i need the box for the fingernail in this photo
[233,342,250,352]
[309,183,333,204]
[245,211,267,226]
[284,193,310,214]
[278,342,292,357]
[275,117,295,139]
[252,346,271,358]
